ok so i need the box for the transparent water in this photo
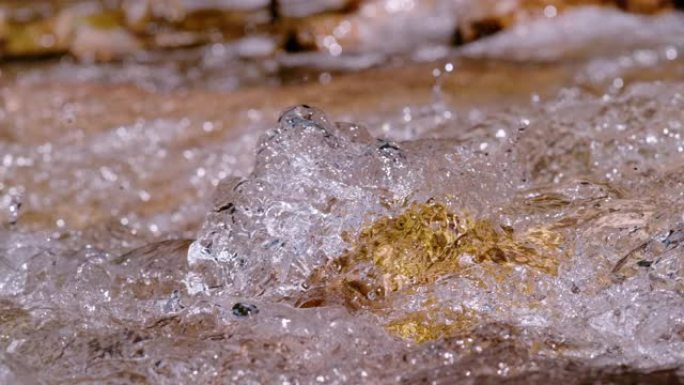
[1,6,684,385]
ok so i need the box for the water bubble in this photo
[232,302,259,317]
[5,193,22,226]
[543,5,558,18]
[665,46,678,61]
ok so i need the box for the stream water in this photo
[1,5,684,385]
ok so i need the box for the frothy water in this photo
[1,6,684,385]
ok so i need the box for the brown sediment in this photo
[2,0,682,61]
[453,0,680,45]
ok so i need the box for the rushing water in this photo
[1,6,684,385]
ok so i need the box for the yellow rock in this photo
[386,307,478,343]
[298,200,566,340]
[345,201,563,289]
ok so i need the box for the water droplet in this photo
[665,46,678,61]
[544,5,558,18]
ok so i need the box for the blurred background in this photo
[2,0,684,254]
[2,0,683,86]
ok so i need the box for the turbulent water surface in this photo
[1,5,684,385]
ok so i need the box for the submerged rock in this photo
[187,90,684,371]
[188,104,519,297]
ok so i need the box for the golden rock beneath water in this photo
[385,307,478,343]
[297,201,565,341]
